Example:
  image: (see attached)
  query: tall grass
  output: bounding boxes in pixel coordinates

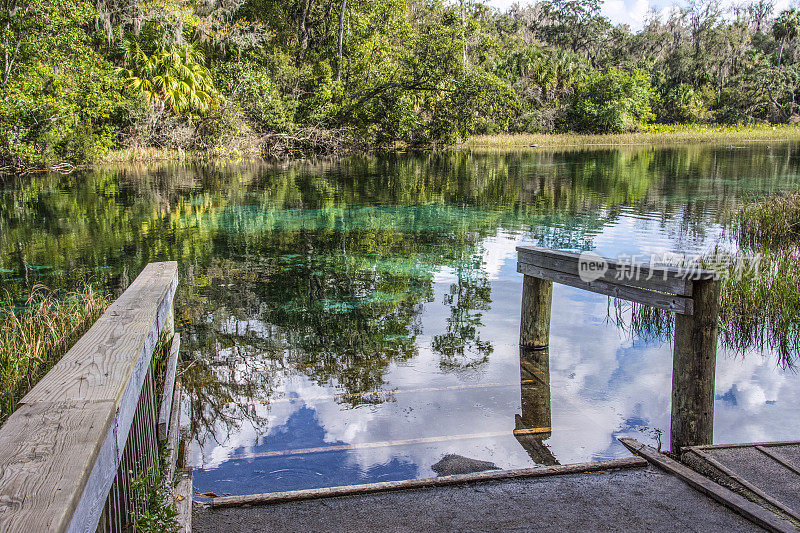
[618,193,800,367]
[716,249,800,366]
[0,285,110,423]
[729,191,800,249]
[469,124,800,149]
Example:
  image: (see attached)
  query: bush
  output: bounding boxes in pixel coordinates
[0,0,123,168]
[214,61,294,133]
[656,84,711,124]
[568,68,655,133]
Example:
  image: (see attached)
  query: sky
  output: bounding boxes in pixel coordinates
[484,0,792,31]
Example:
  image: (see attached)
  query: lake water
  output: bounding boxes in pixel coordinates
[2,144,799,499]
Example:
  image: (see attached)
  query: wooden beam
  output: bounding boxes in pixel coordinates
[212,457,647,508]
[174,469,192,533]
[620,438,796,533]
[520,275,552,348]
[158,333,181,440]
[518,245,716,296]
[0,262,178,533]
[517,262,694,315]
[685,447,800,523]
[670,277,720,452]
[754,446,800,476]
[685,441,800,450]
[166,380,183,485]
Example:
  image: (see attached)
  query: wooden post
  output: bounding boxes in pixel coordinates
[520,275,553,349]
[671,278,721,453]
[515,347,558,465]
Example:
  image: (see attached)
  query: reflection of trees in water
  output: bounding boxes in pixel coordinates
[432,253,493,373]
[3,144,800,440]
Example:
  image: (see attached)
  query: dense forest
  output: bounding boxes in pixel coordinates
[2,0,800,166]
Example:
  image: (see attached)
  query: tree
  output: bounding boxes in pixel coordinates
[569,68,655,133]
[773,9,800,67]
[0,0,122,166]
[118,42,219,116]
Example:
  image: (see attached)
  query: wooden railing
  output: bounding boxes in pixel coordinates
[517,246,720,453]
[0,262,181,532]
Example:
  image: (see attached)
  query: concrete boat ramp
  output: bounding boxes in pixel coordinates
[192,439,800,532]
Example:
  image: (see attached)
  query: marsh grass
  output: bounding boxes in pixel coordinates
[729,192,800,249]
[0,285,110,423]
[717,248,800,365]
[469,124,800,149]
[100,147,193,163]
[616,193,800,367]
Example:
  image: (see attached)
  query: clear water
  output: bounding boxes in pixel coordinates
[2,145,800,499]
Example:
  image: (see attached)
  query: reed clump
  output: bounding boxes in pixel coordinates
[0,285,110,423]
[730,192,800,248]
[716,249,800,366]
[616,194,800,367]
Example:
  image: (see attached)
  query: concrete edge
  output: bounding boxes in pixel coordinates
[620,438,798,533]
[211,456,647,508]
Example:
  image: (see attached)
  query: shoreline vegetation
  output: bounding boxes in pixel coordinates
[0,286,110,423]
[76,125,800,167]
[469,124,800,149]
[7,0,800,172]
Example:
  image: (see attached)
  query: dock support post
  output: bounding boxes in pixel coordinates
[520,275,552,349]
[671,278,721,453]
[516,347,558,465]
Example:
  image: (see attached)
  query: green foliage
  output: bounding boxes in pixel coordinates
[129,444,179,532]
[657,84,710,124]
[5,0,800,165]
[118,42,219,116]
[569,69,655,133]
[426,68,519,143]
[0,0,123,167]
[214,61,293,132]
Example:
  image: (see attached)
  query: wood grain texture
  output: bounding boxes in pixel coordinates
[0,401,114,533]
[517,262,694,314]
[0,262,178,533]
[22,262,178,405]
[166,380,182,484]
[174,469,192,533]
[520,275,552,348]
[158,333,181,440]
[517,246,716,295]
[671,278,720,452]
[620,438,796,533]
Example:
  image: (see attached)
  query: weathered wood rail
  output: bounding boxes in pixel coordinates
[0,262,184,532]
[517,246,720,453]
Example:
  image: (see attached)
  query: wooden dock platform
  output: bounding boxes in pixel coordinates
[681,442,800,527]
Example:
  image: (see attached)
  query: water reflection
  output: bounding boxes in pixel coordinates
[1,145,800,497]
[516,348,558,466]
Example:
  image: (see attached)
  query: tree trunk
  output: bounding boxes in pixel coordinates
[460,0,468,66]
[298,0,312,60]
[778,37,785,67]
[336,0,347,81]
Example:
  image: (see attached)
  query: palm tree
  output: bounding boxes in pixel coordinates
[773,9,800,68]
[117,42,219,116]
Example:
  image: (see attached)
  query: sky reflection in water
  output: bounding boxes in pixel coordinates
[1,146,799,499]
